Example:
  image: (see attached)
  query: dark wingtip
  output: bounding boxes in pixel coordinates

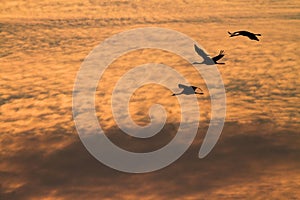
[191,86,197,90]
[194,44,200,50]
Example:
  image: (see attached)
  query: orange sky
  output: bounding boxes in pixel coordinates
[1,0,300,199]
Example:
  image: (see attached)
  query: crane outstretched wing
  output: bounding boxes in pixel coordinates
[194,44,211,60]
[212,50,225,62]
[178,84,189,89]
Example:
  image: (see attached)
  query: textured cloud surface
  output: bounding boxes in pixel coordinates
[1,0,299,199]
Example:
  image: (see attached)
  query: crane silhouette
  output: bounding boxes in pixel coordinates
[192,44,225,65]
[172,84,204,96]
[228,30,261,41]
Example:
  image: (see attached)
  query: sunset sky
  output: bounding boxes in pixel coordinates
[1,0,300,199]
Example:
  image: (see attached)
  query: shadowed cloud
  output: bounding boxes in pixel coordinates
[1,122,300,200]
